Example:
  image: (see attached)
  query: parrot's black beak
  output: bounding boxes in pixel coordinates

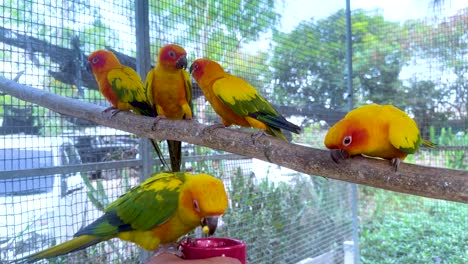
[176,55,188,70]
[201,216,219,236]
[189,63,194,74]
[85,61,92,73]
[330,149,349,163]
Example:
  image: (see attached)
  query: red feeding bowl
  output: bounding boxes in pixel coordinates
[179,237,246,264]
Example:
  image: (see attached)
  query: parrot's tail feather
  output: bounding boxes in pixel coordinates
[421,138,437,148]
[266,127,288,141]
[129,101,156,117]
[167,140,182,172]
[150,139,169,169]
[254,113,302,134]
[20,235,105,263]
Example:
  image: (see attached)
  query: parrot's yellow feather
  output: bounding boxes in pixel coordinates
[324,104,435,161]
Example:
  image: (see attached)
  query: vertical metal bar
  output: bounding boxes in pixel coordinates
[135,0,153,263]
[136,1,152,75]
[345,0,359,263]
[135,0,152,183]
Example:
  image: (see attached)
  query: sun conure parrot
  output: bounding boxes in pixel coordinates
[21,172,228,263]
[324,103,436,170]
[145,44,192,172]
[88,49,167,168]
[189,58,301,142]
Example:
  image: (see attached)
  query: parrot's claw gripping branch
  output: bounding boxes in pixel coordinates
[250,130,268,145]
[201,123,226,136]
[102,106,121,117]
[151,115,167,131]
[391,158,401,172]
[153,242,183,257]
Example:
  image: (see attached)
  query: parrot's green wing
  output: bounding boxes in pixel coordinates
[386,105,422,154]
[108,67,154,116]
[212,75,278,117]
[213,75,301,134]
[75,173,185,237]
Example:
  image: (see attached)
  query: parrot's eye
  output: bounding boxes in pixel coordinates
[342,136,352,146]
[193,200,200,212]
[91,57,99,64]
[168,50,176,58]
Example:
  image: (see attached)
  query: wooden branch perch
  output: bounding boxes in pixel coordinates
[0,76,467,203]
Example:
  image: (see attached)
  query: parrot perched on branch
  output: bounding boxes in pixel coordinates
[21,172,228,263]
[87,49,167,168]
[189,58,301,142]
[324,103,436,170]
[145,44,193,172]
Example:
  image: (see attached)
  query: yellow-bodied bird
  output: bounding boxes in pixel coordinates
[324,103,435,169]
[190,58,301,142]
[88,49,167,168]
[21,172,228,263]
[145,44,192,172]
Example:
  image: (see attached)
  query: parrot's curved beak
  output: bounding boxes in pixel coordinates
[330,149,349,163]
[176,55,188,70]
[85,61,92,73]
[201,216,219,236]
[189,63,195,74]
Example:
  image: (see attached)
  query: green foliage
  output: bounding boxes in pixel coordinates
[437,128,467,170]
[359,188,468,263]
[437,127,461,146]
[445,149,466,170]
[270,9,407,109]
[0,0,33,26]
[217,168,352,263]
[404,80,449,137]
[404,10,467,129]
[293,123,328,148]
[82,19,119,52]
[82,176,110,211]
[405,126,466,171]
[72,170,137,263]
[148,0,280,62]
[228,51,271,95]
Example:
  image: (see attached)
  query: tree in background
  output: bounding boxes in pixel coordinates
[148,0,280,63]
[270,12,346,108]
[404,9,467,131]
[404,80,449,137]
[270,10,408,111]
[351,11,408,106]
[270,8,466,134]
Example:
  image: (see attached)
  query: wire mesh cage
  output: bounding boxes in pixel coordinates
[0,0,467,263]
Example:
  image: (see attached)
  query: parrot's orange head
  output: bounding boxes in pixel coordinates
[88,50,120,74]
[158,44,188,70]
[180,173,228,236]
[324,119,369,155]
[189,58,225,86]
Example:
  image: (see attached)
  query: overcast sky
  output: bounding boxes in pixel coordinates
[279,0,467,32]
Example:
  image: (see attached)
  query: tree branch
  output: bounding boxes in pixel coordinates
[0,76,467,203]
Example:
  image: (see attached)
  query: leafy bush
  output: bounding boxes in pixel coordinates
[217,167,352,263]
[359,189,468,263]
